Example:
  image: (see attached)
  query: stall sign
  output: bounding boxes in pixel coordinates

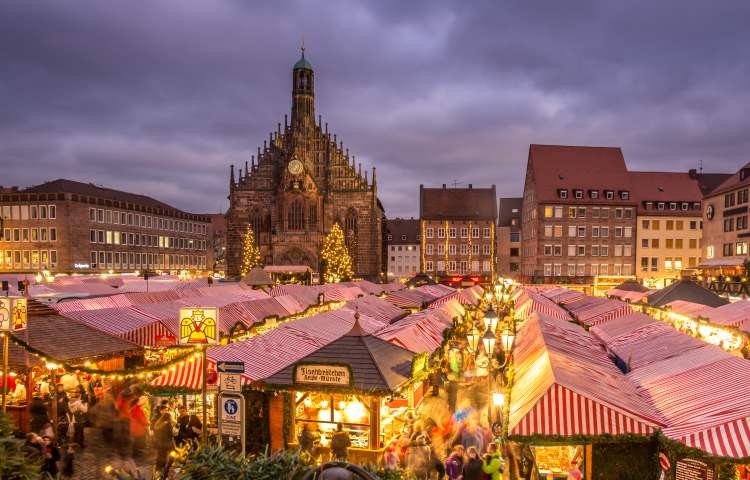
[179,307,218,345]
[220,373,242,393]
[676,459,714,480]
[154,334,176,346]
[219,392,245,453]
[294,364,351,386]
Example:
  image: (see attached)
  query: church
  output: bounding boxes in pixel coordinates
[226,51,385,280]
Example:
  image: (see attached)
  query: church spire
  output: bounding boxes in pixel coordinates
[291,48,314,128]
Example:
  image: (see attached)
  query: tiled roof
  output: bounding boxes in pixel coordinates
[386,218,420,244]
[629,171,703,215]
[703,163,750,198]
[21,179,205,218]
[646,279,729,308]
[693,172,733,196]
[498,197,522,227]
[527,144,633,203]
[420,185,497,220]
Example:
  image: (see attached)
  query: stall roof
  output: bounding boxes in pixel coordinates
[514,288,572,321]
[375,301,460,353]
[262,316,415,393]
[704,300,750,330]
[242,267,274,287]
[664,300,715,318]
[346,295,407,325]
[611,280,649,293]
[589,312,657,345]
[645,279,729,308]
[509,313,664,437]
[264,265,312,273]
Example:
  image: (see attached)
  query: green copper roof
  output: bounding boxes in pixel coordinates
[294,54,313,70]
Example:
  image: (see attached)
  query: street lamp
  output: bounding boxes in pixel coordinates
[466,326,481,354]
[500,327,516,353]
[483,305,499,333]
[492,392,505,407]
[482,328,496,355]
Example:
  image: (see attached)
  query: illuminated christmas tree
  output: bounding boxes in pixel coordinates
[320,223,353,283]
[240,224,261,276]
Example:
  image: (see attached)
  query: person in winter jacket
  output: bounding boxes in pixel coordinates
[129,392,149,458]
[462,446,484,480]
[445,445,465,480]
[482,442,504,480]
[330,423,351,461]
[68,390,88,447]
[405,435,432,479]
[152,406,175,478]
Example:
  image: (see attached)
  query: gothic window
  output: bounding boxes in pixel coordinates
[249,209,262,242]
[344,208,358,260]
[309,203,318,228]
[288,199,305,231]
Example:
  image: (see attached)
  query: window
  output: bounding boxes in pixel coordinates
[592,226,600,238]
[437,228,445,238]
[590,190,599,199]
[614,245,623,257]
[738,216,748,230]
[553,264,562,276]
[669,202,677,210]
[577,245,585,256]
[737,242,748,255]
[567,245,577,257]
[577,226,586,237]
[567,225,576,237]
[90,230,97,243]
[577,207,586,218]
[472,227,480,238]
[448,261,456,272]
[49,228,56,241]
[624,226,632,238]
[725,193,736,207]
[472,244,480,255]
[605,190,614,200]
[707,245,714,258]
[689,238,697,249]
[554,206,563,218]
[544,206,554,218]
[723,243,733,256]
[666,239,674,249]
[591,264,599,276]
[642,220,649,229]
[665,258,673,271]
[689,221,697,230]
[545,225,553,237]
[554,225,563,237]
[553,245,562,256]
[592,207,600,218]
[401,235,406,241]
[544,264,553,276]
[601,245,609,256]
[624,208,633,219]
[601,227,609,237]
[675,239,683,249]
[449,228,456,238]
[460,244,467,255]
[620,191,630,200]
[601,208,610,218]
[387,234,393,241]
[567,264,576,275]
[483,244,491,255]
[559,189,568,199]
[676,220,684,230]
[599,264,608,275]
[30,205,38,219]
[641,257,649,271]
[460,227,468,238]
[544,245,552,256]
[437,244,444,255]
[426,244,434,255]
[614,227,623,237]
[591,245,599,256]
[510,232,520,242]
[641,238,649,248]
[574,190,583,199]
[31,228,38,241]
[568,207,577,218]
[426,261,433,271]
[449,244,456,255]
[724,218,735,232]
[483,227,491,238]
[651,238,659,248]
[681,202,688,211]
[615,208,623,219]
[426,227,434,238]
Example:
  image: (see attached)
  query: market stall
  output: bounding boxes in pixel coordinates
[258,314,425,465]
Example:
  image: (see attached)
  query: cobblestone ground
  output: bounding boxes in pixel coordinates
[71,427,163,480]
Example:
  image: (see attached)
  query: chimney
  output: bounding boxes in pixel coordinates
[468,184,473,189]
[688,168,697,179]
[442,184,446,189]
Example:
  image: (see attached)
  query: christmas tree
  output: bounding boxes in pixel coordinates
[240,224,262,276]
[320,223,354,283]
[0,412,41,479]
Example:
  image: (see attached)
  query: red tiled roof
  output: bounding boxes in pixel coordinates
[527,144,633,203]
[703,163,750,198]
[629,171,703,215]
[420,185,497,220]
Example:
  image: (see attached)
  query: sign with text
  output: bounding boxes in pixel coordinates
[179,307,218,345]
[220,373,242,393]
[217,361,245,373]
[294,364,351,386]
[218,392,245,454]
[676,459,714,480]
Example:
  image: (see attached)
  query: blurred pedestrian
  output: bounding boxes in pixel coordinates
[153,405,175,478]
[445,445,465,480]
[69,389,88,447]
[462,446,483,480]
[176,405,202,447]
[330,423,351,461]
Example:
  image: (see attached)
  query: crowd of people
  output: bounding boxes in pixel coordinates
[18,374,204,479]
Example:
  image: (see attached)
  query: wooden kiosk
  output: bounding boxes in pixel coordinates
[260,314,426,464]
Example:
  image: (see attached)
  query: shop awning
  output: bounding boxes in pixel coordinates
[346,295,407,324]
[375,301,459,353]
[150,355,252,389]
[697,258,744,268]
[564,297,633,327]
[509,313,664,437]
[514,289,572,321]
[62,306,178,346]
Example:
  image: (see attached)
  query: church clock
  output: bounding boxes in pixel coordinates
[288,158,304,175]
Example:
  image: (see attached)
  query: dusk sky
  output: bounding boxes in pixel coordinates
[2,1,750,218]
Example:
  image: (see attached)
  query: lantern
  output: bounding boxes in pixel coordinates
[483,305,499,333]
[482,329,496,355]
[500,328,515,353]
[492,392,505,407]
[466,327,481,354]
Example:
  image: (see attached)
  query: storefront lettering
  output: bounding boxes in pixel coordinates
[294,364,351,386]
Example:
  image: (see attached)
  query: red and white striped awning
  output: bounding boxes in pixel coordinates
[150,355,251,389]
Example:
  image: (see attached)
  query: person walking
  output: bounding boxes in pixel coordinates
[298,423,316,454]
[462,446,484,480]
[153,405,175,479]
[445,445,465,480]
[68,389,88,448]
[330,423,351,462]
[30,395,50,434]
[482,442,504,480]
[405,435,431,480]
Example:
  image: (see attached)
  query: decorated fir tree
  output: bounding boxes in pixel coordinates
[320,223,354,283]
[0,413,40,479]
[240,224,262,276]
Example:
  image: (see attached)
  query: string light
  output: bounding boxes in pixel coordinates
[240,224,262,276]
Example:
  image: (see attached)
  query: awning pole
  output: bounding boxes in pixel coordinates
[1,334,8,412]
[201,345,208,445]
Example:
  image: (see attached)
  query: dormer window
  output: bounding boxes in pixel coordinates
[645,201,653,210]
[574,189,583,199]
[401,235,407,241]
[658,202,665,210]
[589,190,599,199]
[681,202,688,210]
[558,189,568,199]
[619,190,630,200]
[605,190,614,200]
[693,202,701,209]
[669,202,677,210]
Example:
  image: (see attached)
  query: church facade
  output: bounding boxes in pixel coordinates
[226,52,385,280]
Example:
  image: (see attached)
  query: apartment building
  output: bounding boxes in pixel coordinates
[497,197,522,278]
[0,179,212,274]
[420,184,497,283]
[385,218,420,281]
[631,172,705,288]
[520,145,637,282]
[702,163,750,268]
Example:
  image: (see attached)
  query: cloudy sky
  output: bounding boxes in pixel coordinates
[2,1,749,217]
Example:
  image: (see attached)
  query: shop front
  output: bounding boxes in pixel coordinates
[259,316,425,464]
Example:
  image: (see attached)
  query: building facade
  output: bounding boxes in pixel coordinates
[420,184,497,283]
[497,197,522,278]
[385,218,420,281]
[702,164,750,269]
[631,172,705,288]
[225,52,384,280]
[520,145,637,283]
[0,179,211,274]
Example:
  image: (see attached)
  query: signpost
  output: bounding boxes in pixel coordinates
[217,361,245,373]
[218,393,245,453]
[220,373,242,393]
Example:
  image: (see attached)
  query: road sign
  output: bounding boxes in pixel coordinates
[219,392,245,453]
[217,361,245,373]
[220,373,242,393]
